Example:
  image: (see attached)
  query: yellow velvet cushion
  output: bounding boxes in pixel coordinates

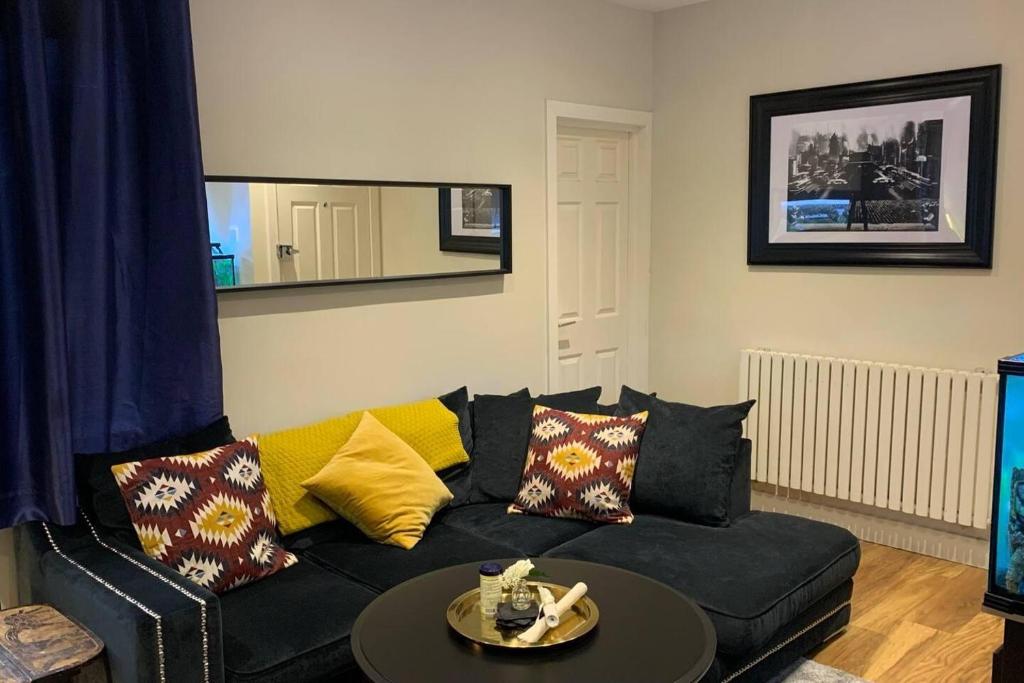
[300,412,453,549]
[259,398,467,535]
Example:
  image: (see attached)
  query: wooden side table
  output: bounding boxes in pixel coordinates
[0,605,105,682]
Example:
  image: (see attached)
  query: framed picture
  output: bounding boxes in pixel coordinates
[748,65,1000,267]
[439,187,504,254]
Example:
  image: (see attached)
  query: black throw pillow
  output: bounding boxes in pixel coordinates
[470,386,602,502]
[76,416,235,534]
[438,386,474,456]
[617,386,754,526]
[595,392,655,416]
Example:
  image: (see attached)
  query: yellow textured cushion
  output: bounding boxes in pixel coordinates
[259,398,467,535]
[300,412,453,549]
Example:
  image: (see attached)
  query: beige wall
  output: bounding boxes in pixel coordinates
[191,0,653,435]
[378,186,498,276]
[651,0,1024,406]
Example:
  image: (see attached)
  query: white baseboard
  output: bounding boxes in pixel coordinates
[752,490,990,569]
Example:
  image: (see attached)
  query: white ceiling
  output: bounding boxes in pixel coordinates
[603,0,710,11]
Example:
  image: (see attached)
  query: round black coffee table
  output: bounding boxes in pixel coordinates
[351,558,716,683]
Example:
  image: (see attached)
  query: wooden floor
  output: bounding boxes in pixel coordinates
[810,541,1004,682]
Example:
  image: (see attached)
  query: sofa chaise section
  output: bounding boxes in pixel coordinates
[543,511,860,667]
[707,581,853,682]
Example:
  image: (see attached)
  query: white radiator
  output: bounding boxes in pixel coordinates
[740,349,998,530]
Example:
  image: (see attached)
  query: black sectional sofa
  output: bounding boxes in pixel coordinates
[16,406,860,683]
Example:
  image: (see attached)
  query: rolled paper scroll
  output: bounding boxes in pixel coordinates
[536,586,559,627]
[517,582,588,644]
[552,582,588,616]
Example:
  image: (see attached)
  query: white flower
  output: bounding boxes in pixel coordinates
[500,559,535,590]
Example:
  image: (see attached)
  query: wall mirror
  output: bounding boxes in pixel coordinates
[206,176,511,290]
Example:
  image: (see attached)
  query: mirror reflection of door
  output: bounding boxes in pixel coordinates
[275,184,382,282]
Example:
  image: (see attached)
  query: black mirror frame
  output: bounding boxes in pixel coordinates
[206,175,512,292]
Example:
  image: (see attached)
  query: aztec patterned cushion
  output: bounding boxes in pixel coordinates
[111,438,297,594]
[508,406,648,524]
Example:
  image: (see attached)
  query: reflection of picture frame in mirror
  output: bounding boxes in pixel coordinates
[211,242,236,287]
[439,187,503,254]
[212,255,236,287]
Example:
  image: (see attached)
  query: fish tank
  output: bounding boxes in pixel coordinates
[985,353,1024,618]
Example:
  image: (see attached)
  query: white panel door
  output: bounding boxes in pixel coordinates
[555,127,630,402]
[275,185,381,282]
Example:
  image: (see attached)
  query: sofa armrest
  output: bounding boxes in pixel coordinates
[15,521,223,683]
[729,438,753,522]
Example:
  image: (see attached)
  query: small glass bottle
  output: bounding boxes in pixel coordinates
[479,562,503,617]
[511,578,532,611]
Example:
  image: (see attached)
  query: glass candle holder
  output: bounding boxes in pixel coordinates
[511,578,532,611]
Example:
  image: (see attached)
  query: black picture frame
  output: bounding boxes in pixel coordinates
[747,65,1000,267]
[204,176,512,293]
[438,187,505,254]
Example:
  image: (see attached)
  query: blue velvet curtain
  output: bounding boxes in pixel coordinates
[0,0,223,526]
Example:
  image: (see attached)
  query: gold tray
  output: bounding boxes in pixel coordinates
[445,581,599,649]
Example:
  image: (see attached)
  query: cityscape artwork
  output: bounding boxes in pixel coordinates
[785,113,943,232]
[747,66,1000,267]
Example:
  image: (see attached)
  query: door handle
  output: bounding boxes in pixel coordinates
[277,244,300,258]
[557,319,578,328]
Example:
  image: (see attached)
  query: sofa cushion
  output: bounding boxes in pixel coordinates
[260,398,469,536]
[305,520,517,592]
[219,561,376,682]
[594,392,654,416]
[77,416,235,537]
[507,406,648,524]
[439,503,598,555]
[617,386,754,526]
[441,464,473,508]
[111,437,297,594]
[543,511,860,656]
[300,412,453,550]
[469,387,602,503]
[438,386,474,456]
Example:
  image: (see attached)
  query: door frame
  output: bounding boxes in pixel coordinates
[545,100,653,395]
